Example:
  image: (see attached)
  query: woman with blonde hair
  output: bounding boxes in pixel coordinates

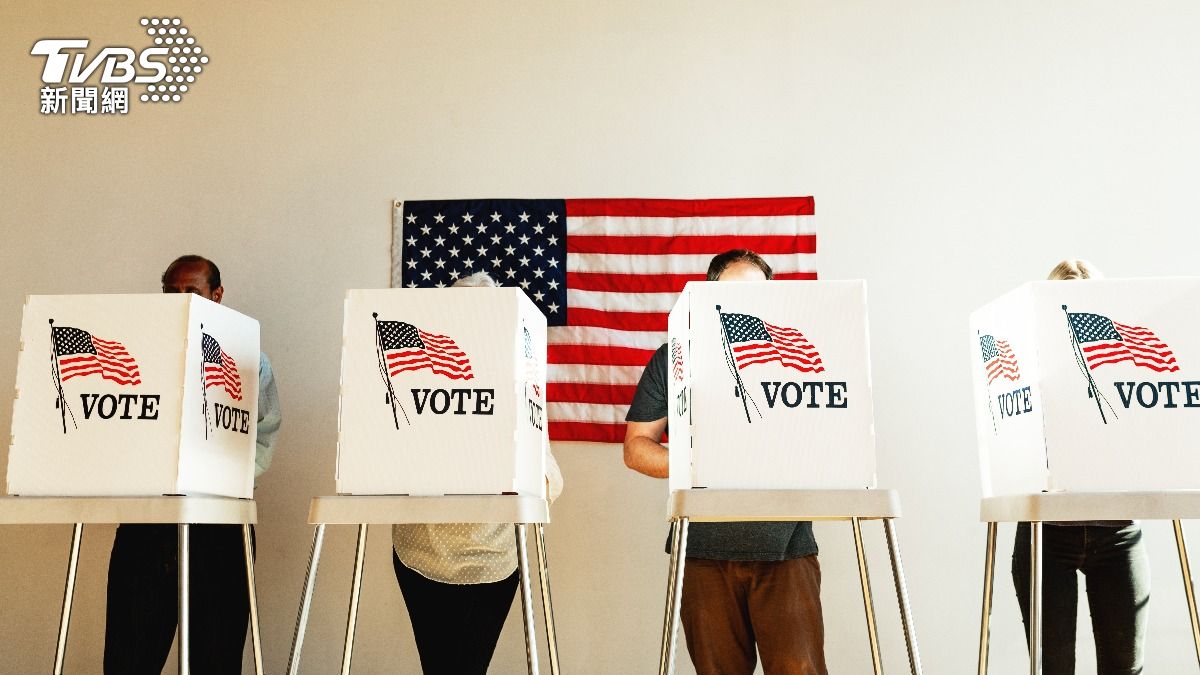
[1010,259,1149,674]
[392,271,563,674]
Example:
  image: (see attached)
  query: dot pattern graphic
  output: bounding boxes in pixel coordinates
[139,17,207,104]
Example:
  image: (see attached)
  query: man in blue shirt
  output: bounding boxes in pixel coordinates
[624,249,826,675]
[103,254,281,674]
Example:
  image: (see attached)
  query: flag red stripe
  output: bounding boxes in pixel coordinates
[566,197,815,218]
[565,271,816,293]
[548,421,627,443]
[567,234,816,255]
[547,382,639,405]
[566,307,667,332]
[548,344,657,367]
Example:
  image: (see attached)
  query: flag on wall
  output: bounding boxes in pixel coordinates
[392,197,817,442]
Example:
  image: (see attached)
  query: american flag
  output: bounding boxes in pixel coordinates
[719,311,824,373]
[377,319,474,380]
[202,333,242,400]
[670,338,685,383]
[980,334,1020,384]
[1067,312,1179,373]
[52,326,142,385]
[393,197,816,442]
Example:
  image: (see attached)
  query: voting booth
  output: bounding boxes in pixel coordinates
[970,278,1200,495]
[336,287,547,496]
[7,294,260,498]
[667,280,877,491]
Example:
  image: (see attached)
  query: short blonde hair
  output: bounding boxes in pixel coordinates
[1047,259,1102,281]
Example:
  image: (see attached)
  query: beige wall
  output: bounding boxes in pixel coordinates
[3,2,1200,672]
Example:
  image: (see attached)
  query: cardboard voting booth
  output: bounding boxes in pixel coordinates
[970,278,1200,495]
[7,294,260,498]
[667,280,877,491]
[336,288,547,496]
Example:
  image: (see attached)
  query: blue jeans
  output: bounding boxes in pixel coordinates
[1012,522,1149,675]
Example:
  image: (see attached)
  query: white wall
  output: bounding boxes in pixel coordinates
[2,2,1199,672]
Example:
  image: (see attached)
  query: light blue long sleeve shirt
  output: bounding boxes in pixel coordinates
[255,352,281,478]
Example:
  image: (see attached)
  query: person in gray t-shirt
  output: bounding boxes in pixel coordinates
[624,249,827,675]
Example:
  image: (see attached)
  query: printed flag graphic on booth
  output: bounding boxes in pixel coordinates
[392,197,817,442]
[202,333,242,400]
[52,325,142,386]
[1066,312,1179,373]
[719,311,824,373]
[980,334,1020,384]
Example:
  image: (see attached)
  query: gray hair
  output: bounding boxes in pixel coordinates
[452,271,500,288]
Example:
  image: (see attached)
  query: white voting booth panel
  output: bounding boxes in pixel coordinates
[336,288,547,496]
[7,294,260,498]
[970,278,1200,495]
[667,281,877,492]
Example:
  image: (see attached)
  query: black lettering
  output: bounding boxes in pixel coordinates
[1021,386,1033,413]
[80,393,100,419]
[760,382,782,408]
[139,395,160,420]
[1114,382,1136,409]
[97,394,117,419]
[475,389,495,415]
[240,409,249,434]
[1159,381,1182,408]
[1186,381,1200,408]
[827,382,848,408]
[801,382,824,408]
[781,382,803,408]
[411,389,431,414]
[429,389,450,414]
[1136,382,1159,408]
[450,389,471,415]
[117,394,137,419]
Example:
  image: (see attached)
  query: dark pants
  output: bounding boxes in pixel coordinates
[680,556,827,675]
[1012,522,1149,675]
[104,523,254,675]
[393,552,520,675]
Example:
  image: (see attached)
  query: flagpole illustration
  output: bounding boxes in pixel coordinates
[979,330,997,435]
[201,324,210,439]
[373,313,409,428]
[715,305,760,423]
[1062,305,1112,424]
[48,319,76,434]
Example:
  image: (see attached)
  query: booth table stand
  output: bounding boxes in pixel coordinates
[977,491,1200,675]
[658,489,922,675]
[286,495,559,675]
[0,496,262,675]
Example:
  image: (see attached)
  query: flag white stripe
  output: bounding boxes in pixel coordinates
[567,252,817,276]
[548,364,644,386]
[567,288,681,313]
[548,326,665,351]
[548,401,630,425]
[567,215,816,237]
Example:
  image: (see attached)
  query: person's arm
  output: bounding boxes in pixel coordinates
[623,417,668,478]
[255,353,282,478]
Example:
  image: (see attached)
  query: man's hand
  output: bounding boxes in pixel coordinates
[623,417,669,478]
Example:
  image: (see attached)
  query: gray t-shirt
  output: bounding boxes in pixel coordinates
[626,344,817,561]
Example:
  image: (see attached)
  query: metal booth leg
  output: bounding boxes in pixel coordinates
[1173,520,1200,668]
[516,524,541,675]
[243,524,265,675]
[52,523,84,675]
[884,518,923,675]
[179,523,191,675]
[658,517,689,675]
[1029,522,1042,675]
[851,517,883,675]
[978,522,998,675]
[288,523,327,675]
[534,524,561,675]
[341,524,369,675]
